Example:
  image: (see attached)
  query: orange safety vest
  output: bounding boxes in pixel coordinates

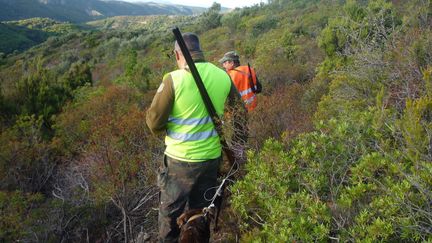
[227,66,258,111]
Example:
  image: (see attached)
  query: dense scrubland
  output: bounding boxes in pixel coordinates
[0,0,431,241]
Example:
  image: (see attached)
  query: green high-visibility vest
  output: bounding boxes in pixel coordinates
[165,62,231,162]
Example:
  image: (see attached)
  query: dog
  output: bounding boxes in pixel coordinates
[177,208,214,243]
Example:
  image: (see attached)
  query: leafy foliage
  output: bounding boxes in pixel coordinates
[0,191,44,241]
[231,0,432,241]
[0,115,56,192]
[234,104,432,241]
[195,2,222,33]
[0,17,79,54]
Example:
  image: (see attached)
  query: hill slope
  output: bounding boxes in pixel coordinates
[0,0,205,23]
[0,18,78,54]
[0,22,49,54]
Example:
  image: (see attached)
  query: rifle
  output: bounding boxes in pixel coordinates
[247,62,257,93]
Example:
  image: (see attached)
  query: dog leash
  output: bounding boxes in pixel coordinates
[203,159,239,231]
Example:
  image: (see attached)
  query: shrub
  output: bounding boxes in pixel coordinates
[0,115,56,192]
[248,83,312,149]
[63,61,92,90]
[232,1,432,239]
[221,10,242,33]
[231,139,331,242]
[196,2,222,33]
[0,191,44,242]
[114,49,151,92]
[247,15,278,37]
[52,85,162,241]
[233,105,432,241]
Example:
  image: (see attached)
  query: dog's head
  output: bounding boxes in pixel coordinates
[177,208,214,243]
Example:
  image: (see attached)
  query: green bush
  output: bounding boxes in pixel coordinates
[232,1,432,240]
[0,115,56,192]
[232,139,331,242]
[196,3,222,33]
[63,61,92,90]
[0,191,44,242]
[232,103,432,241]
[221,10,242,32]
[248,15,278,37]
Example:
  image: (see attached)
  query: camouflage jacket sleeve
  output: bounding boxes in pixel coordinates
[146,74,174,135]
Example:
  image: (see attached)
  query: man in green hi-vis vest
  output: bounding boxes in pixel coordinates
[146,32,247,242]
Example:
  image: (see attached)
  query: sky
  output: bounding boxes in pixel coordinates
[122,0,266,9]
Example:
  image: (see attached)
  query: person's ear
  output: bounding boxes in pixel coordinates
[175,50,181,61]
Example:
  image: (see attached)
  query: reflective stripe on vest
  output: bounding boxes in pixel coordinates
[239,86,258,96]
[168,116,213,126]
[167,129,218,141]
[164,62,231,162]
[244,94,256,104]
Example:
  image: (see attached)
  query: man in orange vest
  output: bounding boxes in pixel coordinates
[219,51,262,111]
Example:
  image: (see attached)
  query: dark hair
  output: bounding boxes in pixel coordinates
[233,60,240,66]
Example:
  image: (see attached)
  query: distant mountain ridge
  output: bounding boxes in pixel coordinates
[0,0,205,23]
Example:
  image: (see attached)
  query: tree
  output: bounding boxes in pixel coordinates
[16,65,69,126]
[0,115,56,192]
[197,2,222,32]
[63,61,92,90]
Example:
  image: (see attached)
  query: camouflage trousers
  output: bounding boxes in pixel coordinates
[158,155,221,243]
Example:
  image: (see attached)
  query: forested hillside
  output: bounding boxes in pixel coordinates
[0,0,204,23]
[0,0,431,242]
[0,18,78,54]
